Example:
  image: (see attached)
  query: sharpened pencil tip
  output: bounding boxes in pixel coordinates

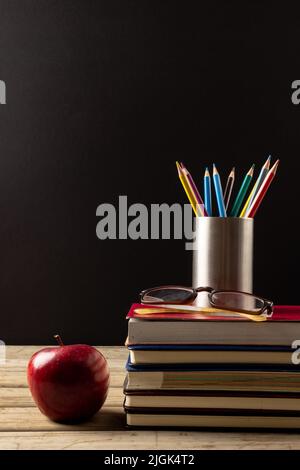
[271,159,280,174]
[175,161,182,174]
[205,167,210,177]
[248,164,255,176]
[264,155,271,169]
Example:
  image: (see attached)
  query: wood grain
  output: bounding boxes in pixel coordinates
[0,387,124,408]
[4,346,127,362]
[1,430,300,450]
[1,346,300,449]
[0,407,125,431]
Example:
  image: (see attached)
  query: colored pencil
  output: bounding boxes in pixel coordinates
[212,164,227,217]
[240,156,271,217]
[181,162,207,216]
[176,162,201,217]
[246,160,279,218]
[239,185,256,218]
[204,167,212,216]
[230,164,255,217]
[246,156,271,211]
[223,167,235,210]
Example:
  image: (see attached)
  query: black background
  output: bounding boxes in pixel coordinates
[0,1,298,344]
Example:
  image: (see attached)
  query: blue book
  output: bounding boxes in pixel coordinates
[127,344,294,367]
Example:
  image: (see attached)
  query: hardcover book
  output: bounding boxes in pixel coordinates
[126,304,300,346]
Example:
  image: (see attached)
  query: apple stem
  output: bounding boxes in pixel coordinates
[54,334,64,346]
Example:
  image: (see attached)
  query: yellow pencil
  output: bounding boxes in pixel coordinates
[240,185,256,217]
[176,162,200,216]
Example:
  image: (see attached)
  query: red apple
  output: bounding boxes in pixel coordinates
[27,335,110,423]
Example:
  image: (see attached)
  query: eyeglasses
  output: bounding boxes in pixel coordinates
[140,286,273,316]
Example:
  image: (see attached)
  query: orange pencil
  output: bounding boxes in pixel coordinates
[246,160,279,218]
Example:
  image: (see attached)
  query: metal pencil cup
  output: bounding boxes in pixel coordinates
[192,217,254,307]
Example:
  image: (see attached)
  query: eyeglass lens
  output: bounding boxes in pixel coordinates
[142,287,194,303]
[211,291,264,312]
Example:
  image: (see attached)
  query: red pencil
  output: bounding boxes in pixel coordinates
[246,159,279,218]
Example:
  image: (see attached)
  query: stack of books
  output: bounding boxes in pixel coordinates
[124,304,300,428]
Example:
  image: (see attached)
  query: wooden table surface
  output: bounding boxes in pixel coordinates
[1,346,300,450]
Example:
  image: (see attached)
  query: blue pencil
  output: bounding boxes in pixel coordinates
[204,167,212,216]
[213,164,227,217]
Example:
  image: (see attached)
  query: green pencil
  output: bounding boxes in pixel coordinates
[230,164,255,217]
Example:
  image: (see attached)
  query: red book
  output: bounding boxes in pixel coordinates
[127,303,300,321]
[126,304,300,346]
